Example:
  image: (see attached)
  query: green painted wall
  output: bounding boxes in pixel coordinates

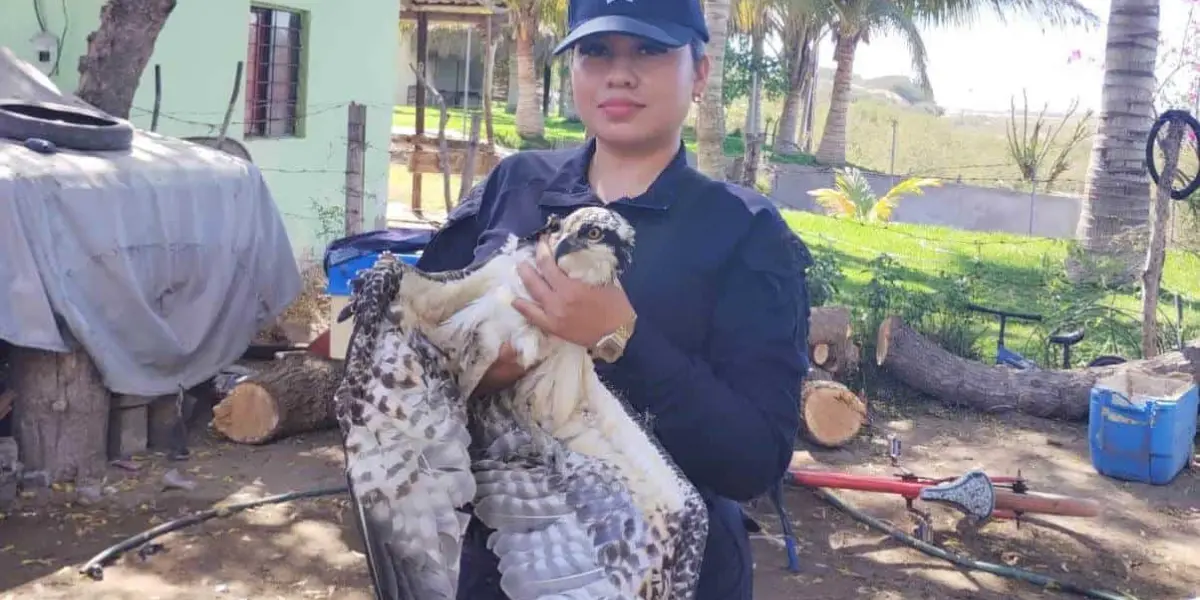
[1,0,398,257]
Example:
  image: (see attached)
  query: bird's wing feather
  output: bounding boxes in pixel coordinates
[468,395,652,600]
[335,254,475,600]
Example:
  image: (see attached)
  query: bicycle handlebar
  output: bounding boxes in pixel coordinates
[965,303,1043,322]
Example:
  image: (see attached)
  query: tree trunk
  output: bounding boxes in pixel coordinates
[814,28,858,166]
[697,0,732,179]
[210,355,341,445]
[1071,0,1159,281]
[740,28,765,186]
[513,13,544,139]
[1141,120,1184,358]
[801,43,820,154]
[774,27,811,155]
[10,346,111,484]
[876,316,1200,421]
[75,0,177,119]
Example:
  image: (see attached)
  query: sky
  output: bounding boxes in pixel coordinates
[814,0,1196,113]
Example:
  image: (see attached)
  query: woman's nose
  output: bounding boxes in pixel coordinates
[604,55,638,88]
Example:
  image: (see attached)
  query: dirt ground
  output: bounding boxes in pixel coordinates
[0,401,1197,600]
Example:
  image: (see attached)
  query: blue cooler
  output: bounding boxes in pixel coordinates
[1088,371,1198,485]
[323,228,433,358]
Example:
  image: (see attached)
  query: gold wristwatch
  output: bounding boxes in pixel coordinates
[590,314,636,363]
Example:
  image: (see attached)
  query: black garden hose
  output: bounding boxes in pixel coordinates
[79,484,349,581]
[809,487,1138,600]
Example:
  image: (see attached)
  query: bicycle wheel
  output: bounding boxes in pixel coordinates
[994,489,1101,518]
[1146,109,1200,200]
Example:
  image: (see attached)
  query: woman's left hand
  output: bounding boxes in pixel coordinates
[512,240,635,348]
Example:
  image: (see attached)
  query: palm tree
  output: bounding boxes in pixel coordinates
[697,0,734,178]
[1071,0,1160,280]
[509,0,547,139]
[813,0,932,166]
[813,0,1098,167]
[773,0,830,154]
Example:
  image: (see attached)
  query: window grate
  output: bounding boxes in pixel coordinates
[244,6,304,138]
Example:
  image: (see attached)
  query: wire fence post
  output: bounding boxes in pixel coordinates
[1027,166,1037,236]
[344,102,367,235]
[888,119,898,187]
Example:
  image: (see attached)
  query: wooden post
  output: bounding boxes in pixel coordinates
[150,64,162,132]
[344,102,366,235]
[216,61,244,147]
[1141,117,1185,358]
[460,113,483,201]
[412,14,430,215]
[482,15,497,146]
[9,345,110,484]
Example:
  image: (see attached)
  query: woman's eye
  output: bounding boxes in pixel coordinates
[639,44,669,56]
[577,43,608,57]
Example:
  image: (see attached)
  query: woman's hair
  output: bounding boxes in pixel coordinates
[688,39,706,66]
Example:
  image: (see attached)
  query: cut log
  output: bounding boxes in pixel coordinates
[876,315,1200,421]
[9,346,110,483]
[800,380,867,448]
[812,344,831,368]
[809,306,852,344]
[210,355,341,444]
[808,306,855,374]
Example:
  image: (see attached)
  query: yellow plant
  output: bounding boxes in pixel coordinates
[807,167,942,223]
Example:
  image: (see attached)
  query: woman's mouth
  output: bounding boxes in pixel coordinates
[598,99,644,120]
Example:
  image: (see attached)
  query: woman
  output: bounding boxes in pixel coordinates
[416,0,812,596]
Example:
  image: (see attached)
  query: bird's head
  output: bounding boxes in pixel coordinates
[539,207,636,285]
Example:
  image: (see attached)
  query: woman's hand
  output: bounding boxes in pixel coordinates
[512,240,636,348]
[472,343,527,397]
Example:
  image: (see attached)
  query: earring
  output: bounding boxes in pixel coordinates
[692,93,702,103]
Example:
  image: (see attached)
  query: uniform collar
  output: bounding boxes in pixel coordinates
[539,137,691,211]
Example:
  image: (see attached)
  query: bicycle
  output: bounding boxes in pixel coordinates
[965,303,1128,370]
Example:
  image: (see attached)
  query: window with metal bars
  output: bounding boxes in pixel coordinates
[244,6,304,138]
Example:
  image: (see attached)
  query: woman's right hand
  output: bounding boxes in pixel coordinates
[471,343,527,397]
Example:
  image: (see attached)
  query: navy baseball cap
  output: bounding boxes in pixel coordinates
[552,0,711,56]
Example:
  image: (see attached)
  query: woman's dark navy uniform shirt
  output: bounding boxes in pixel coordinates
[416,138,812,600]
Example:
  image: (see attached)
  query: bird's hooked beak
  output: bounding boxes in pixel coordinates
[553,236,586,263]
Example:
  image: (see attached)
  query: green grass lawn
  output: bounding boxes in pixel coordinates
[785,210,1200,365]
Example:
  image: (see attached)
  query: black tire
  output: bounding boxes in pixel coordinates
[1086,355,1127,368]
[0,99,133,152]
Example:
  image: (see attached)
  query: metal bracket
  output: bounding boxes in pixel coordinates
[918,470,995,523]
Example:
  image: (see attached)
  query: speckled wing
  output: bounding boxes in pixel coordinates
[467,393,653,600]
[334,254,476,600]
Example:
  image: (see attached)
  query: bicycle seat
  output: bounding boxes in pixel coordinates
[1049,329,1085,346]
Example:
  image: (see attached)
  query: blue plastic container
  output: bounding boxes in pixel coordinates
[325,251,420,296]
[323,228,431,296]
[1088,372,1198,485]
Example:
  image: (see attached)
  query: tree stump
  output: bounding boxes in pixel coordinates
[210,355,341,445]
[800,379,867,448]
[9,347,110,483]
[876,315,1200,421]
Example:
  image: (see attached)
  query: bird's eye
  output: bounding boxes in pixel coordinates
[585,227,603,241]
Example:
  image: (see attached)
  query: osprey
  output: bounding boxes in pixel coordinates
[335,206,709,600]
